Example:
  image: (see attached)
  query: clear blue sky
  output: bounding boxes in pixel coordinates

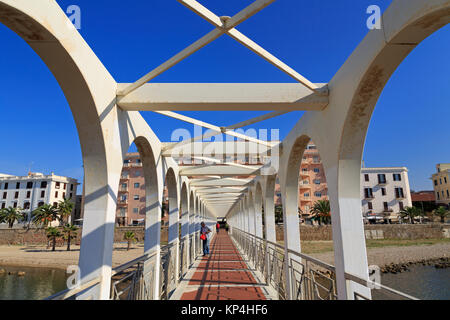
[0,0,449,192]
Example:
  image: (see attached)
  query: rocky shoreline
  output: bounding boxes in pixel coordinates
[380,257,450,274]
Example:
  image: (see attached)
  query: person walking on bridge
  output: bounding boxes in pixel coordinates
[200,222,211,256]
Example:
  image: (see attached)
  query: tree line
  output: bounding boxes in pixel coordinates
[0,199,78,251]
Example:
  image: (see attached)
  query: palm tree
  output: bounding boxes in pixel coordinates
[274,204,283,223]
[57,198,75,224]
[32,204,59,228]
[124,231,137,251]
[311,200,331,225]
[434,206,449,223]
[0,207,25,228]
[62,224,78,251]
[46,227,61,252]
[399,206,421,224]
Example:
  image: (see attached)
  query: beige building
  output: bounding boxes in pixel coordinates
[431,163,450,206]
[361,167,412,223]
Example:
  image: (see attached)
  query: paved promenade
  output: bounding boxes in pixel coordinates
[176,232,270,300]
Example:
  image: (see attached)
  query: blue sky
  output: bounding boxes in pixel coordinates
[0,0,449,192]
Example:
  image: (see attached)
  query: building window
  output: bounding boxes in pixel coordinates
[399,202,404,211]
[364,174,369,182]
[4,183,8,190]
[437,192,440,200]
[26,182,33,189]
[55,182,60,189]
[134,195,139,200]
[16,182,20,189]
[62,192,66,199]
[1,203,5,209]
[26,191,31,199]
[395,188,405,199]
[64,183,67,190]
[41,190,45,198]
[13,202,17,208]
[393,174,402,181]
[381,188,386,196]
[2,192,6,199]
[378,174,387,184]
[134,183,140,188]
[24,202,30,210]
[38,202,44,207]
[55,191,58,198]
[314,179,321,185]
[383,202,389,211]
[313,156,319,163]
[41,181,47,188]
[314,168,320,173]
[368,202,373,210]
[445,177,448,184]
[304,193,310,198]
[302,168,308,173]
[135,170,141,177]
[14,191,19,199]
[364,188,374,199]
[133,208,139,214]
[434,180,438,186]
[447,190,449,198]
[440,179,442,185]
[69,193,73,199]
[314,192,322,197]
[121,183,127,190]
[121,195,127,201]
[70,184,74,191]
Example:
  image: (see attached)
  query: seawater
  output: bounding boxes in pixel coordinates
[372,264,450,300]
[0,265,68,300]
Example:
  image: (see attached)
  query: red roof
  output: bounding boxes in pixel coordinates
[411,191,435,202]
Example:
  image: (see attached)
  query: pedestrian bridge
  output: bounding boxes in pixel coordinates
[1,0,448,300]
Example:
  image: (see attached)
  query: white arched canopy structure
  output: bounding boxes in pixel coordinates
[2,0,449,300]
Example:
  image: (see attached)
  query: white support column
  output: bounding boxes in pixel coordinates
[143,170,163,300]
[247,194,256,236]
[327,162,372,300]
[168,179,180,286]
[280,176,301,300]
[180,203,189,274]
[263,177,277,286]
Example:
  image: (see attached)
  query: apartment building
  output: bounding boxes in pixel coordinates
[0,172,78,221]
[274,142,329,218]
[431,163,450,206]
[117,153,146,226]
[361,167,412,223]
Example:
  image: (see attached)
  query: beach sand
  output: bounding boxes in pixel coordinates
[0,243,145,270]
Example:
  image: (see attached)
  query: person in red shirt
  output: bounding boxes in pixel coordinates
[216,222,220,233]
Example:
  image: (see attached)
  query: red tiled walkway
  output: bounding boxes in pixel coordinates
[180,232,267,300]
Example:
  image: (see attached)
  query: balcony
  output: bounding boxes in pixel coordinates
[118,200,128,206]
[119,188,129,193]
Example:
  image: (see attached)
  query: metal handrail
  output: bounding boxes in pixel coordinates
[231,227,418,300]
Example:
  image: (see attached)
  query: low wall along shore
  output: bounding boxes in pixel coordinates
[0,224,448,246]
[0,226,169,246]
[274,224,450,241]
